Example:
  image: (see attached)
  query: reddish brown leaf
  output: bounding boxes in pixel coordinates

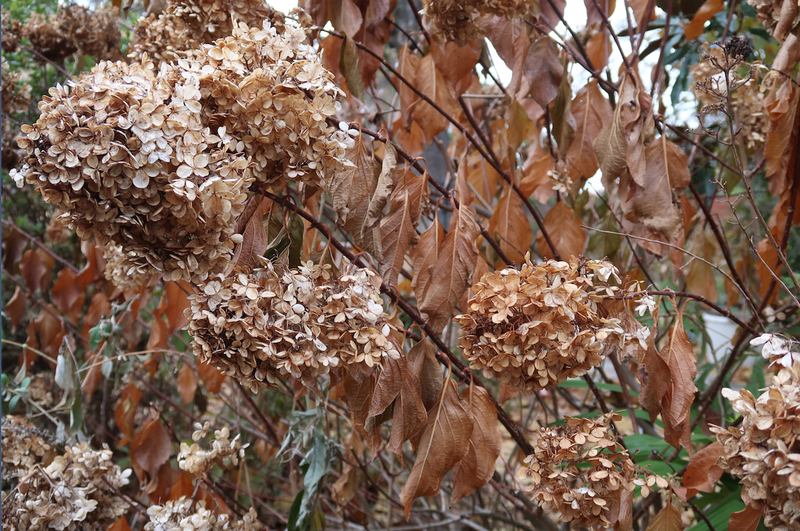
[51,268,85,324]
[628,0,656,28]
[396,45,421,128]
[774,0,798,41]
[685,0,724,40]
[498,383,517,405]
[537,201,586,260]
[680,441,724,500]
[108,518,133,531]
[344,372,381,453]
[368,355,403,418]
[198,358,226,394]
[659,306,697,452]
[729,505,763,531]
[177,363,198,405]
[2,225,28,272]
[169,471,195,500]
[585,28,611,74]
[81,292,110,345]
[645,503,683,531]
[685,230,719,304]
[521,141,556,203]
[490,185,533,266]
[6,286,27,333]
[410,55,458,143]
[329,0,362,37]
[522,37,563,107]
[407,339,443,412]
[430,35,481,97]
[332,133,374,224]
[765,80,800,199]
[388,357,428,459]
[232,204,269,271]
[566,81,613,181]
[451,384,501,504]
[466,148,501,205]
[20,248,50,294]
[411,218,444,316]
[756,238,782,301]
[399,377,472,517]
[130,417,172,482]
[584,0,616,28]
[114,383,143,446]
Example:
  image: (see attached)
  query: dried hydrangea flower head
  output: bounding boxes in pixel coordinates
[145,497,261,531]
[11,59,252,283]
[21,3,121,63]
[1,8,21,53]
[746,0,800,39]
[178,422,248,477]
[455,257,645,392]
[103,241,154,293]
[518,413,655,529]
[1,57,31,170]
[421,0,532,45]
[187,261,399,392]
[2,442,131,531]
[712,363,800,530]
[691,45,767,150]
[129,0,283,66]
[1,416,53,482]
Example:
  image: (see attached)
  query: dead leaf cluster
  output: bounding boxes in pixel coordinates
[21,3,121,63]
[746,0,800,41]
[2,442,132,531]
[455,257,643,392]
[145,497,261,531]
[186,261,399,392]
[713,363,800,530]
[12,21,350,284]
[0,416,53,481]
[420,0,532,46]
[178,423,247,477]
[518,413,649,529]
[128,0,283,66]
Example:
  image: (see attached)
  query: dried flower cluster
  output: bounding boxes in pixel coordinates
[21,3,121,62]
[421,0,532,45]
[178,423,247,476]
[518,414,656,529]
[12,22,349,283]
[1,57,31,170]
[1,8,21,52]
[145,497,261,531]
[129,0,282,66]
[691,45,767,150]
[187,261,399,392]
[455,257,648,392]
[1,416,53,480]
[713,363,800,530]
[2,442,131,531]
[103,241,154,292]
[746,0,800,39]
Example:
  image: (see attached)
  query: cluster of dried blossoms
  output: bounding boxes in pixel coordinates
[712,363,800,530]
[421,0,532,45]
[691,45,767,150]
[518,414,657,528]
[455,257,649,392]
[2,442,131,531]
[1,57,31,170]
[0,416,53,482]
[12,22,349,283]
[145,497,260,531]
[746,0,800,39]
[178,422,247,477]
[129,0,282,66]
[1,8,21,52]
[21,3,121,62]
[187,261,399,392]
[103,241,154,293]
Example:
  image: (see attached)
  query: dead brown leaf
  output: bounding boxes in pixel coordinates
[537,201,586,260]
[490,184,533,266]
[130,416,172,482]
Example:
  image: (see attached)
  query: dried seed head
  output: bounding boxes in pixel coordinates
[2,442,132,531]
[421,0,532,46]
[186,261,400,392]
[145,497,261,531]
[455,257,645,393]
[712,363,800,530]
[518,413,651,529]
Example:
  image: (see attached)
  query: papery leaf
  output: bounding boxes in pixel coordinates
[232,204,268,271]
[396,45,421,127]
[594,77,631,187]
[430,35,481,96]
[6,286,27,333]
[388,356,428,459]
[756,238,782,301]
[685,230,719,303]
[329,0,362,37]
[774,0,798,41]
[537,201,586,260]
[627,0,656,28]
[368,355,403,418]
[566,81,613,181]
[645,503,683,531]
[659,306,697,452]
[332,134,374,224]
[522,37,562,108]
[380,166,429,288]
[466,149,501,205]
[451,384,501,504]
[407,339,443,412]
[729,505,762,531]
[197,358,226,394]
[585,28,612,73]
[20,248,54,294]
[521,141,556,203]
[114,383,143,445]
[585,0,616,28]
[685,0,724,40]
[177,363,198,405]
[551,60,576,155]
[765,77,800,197]
[411,55,458,143]
[490,185,533,266]
[680,441,724,500]
[344,372,381,453]
[399,377,472,518]
[51,268,86,324]
[130,417,172,482]
[411,219,444,319]
[365,141,397,231]
[109,518,133,531]
[340,34,365,101]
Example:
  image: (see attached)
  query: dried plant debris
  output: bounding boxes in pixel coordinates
[456,257,650,392]
[21,3,121,62]
[746,0,800,40]
[145,497,261,531]
[518,413,662,529]
[1,416,53,480]
[178,422,247,477]
[713,363,800,530]
[13,22,349,283]
[129,0,283,66]
[187,261,399,392]
[421,0,532,45]
[2,442,131,531]
[1,57,31,170]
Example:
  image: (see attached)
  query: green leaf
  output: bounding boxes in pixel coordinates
[687,486,746,531]
[287,488,305,531]
[624,434,670,454]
